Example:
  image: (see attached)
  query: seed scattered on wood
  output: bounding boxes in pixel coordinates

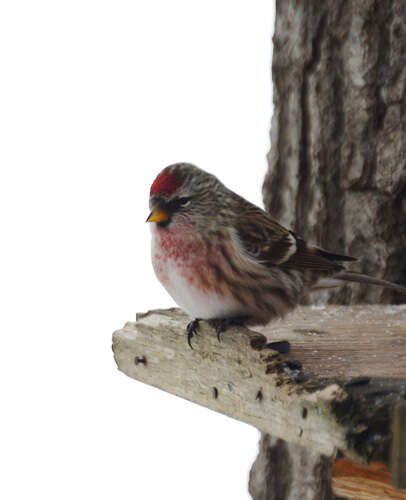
[284,360,302,370]
[295,372,309,383]
[250,334,267,350]
[344,376,371,387]
[212,387,218,399]
[265,340,290,353]
[364,389,391,399]
[256,390,263,401]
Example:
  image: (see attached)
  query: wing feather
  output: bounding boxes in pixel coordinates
[233,203,356,273]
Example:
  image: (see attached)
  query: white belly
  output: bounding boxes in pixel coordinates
[161,258,242,319]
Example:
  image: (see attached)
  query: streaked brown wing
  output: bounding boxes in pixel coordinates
[234,204,356,272]
[233,205,297,265]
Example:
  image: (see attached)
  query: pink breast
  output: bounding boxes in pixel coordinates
[152,225,210,287]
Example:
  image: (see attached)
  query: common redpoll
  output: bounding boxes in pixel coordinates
[147,163,406,348]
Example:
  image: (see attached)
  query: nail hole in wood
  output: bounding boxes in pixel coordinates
[134,356,147,366]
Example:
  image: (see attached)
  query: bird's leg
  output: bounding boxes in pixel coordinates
[186,318,200,349]
[208,316,251,342]
[209,318,291,353]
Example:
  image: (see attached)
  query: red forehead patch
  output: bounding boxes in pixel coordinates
[150,168,184,197]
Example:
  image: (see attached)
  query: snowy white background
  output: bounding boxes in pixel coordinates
[1,1,274,498]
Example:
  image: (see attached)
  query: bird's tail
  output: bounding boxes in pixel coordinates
[335,271,406,294]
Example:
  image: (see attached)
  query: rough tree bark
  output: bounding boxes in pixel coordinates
[249,435,336,500]
[263,0,406,306]
[253,1,406,498]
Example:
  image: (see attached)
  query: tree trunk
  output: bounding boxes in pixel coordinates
[263,0,406,306]
[254,1,406,498]
[249,435,337,500]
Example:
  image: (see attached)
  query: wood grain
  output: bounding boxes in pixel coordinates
[333,459,406,499]
[257,304,406,379]
[112,305,406,470]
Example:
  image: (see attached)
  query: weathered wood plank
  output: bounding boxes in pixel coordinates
[255,304,406,379]
[113,308,347,457]
[112,305,406,471]
[332,459,406,499]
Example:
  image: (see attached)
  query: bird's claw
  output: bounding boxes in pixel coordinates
[187,317,251,348]
[186,319,200,349]
[216,324,224,342]
[209,317,250,343]
[208,319,226,342]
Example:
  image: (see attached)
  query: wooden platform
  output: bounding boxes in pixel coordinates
[112,305,406,492]
[256,304,406,379]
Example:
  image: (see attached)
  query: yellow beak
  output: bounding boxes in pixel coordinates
[146,207,169,223]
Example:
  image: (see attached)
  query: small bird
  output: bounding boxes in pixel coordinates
[147,163,406,348]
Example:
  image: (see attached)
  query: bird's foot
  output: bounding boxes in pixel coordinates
[186,319,200,349]
[208,316,250,342]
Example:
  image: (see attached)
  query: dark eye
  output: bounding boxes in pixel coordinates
[178,197,191,207]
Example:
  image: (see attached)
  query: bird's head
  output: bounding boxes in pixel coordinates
[147,163,223,228]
